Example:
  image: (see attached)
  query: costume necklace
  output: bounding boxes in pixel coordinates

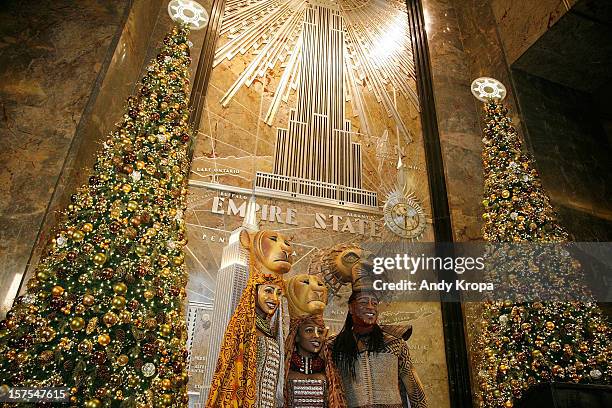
[290,350,325,374]
[256,313,274,338]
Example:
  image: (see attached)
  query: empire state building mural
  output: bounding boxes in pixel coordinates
[254,3,377,208]
[190,0,426,214]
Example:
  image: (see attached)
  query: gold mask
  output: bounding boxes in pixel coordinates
[240,229,294,275]
[285,274,328,319]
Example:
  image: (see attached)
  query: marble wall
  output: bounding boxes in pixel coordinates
[490,0,576,64]
[0,0,130,318]
[512,69,612,241]
[420,0,516,244]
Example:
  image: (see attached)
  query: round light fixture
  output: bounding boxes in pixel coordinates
[168,0,209,30]
[471,77,507,102]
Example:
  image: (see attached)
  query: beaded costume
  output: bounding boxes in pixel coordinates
[256,334,282,407]
[287,378,328,407]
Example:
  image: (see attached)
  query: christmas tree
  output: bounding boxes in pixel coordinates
[0,26,193,407]
[474,99,611,407]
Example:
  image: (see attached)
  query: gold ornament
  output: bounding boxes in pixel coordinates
[117,354,129,366]
[51,286,65,297]
[83,294,95,306]
[103,312,118,327]
[98,333,111,346]
[545,321,555,331]
[113,282,128,294]
[85,398,101,408]
[112,296,126,310]
[160,324,172,337]
[36,271,49,281]
[162,378,172,390]
[127,201,139,212]
[172,255,184,266]
[70,317,85,331]
[122,184,132,193]
[144,290,155,300]
[93,253,107,266]
[72,230,85,241]
[82,223,94,233]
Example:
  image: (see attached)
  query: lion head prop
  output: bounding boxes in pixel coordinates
[240,229,294,276]
[285,274,328,319]
[307,244,372,298]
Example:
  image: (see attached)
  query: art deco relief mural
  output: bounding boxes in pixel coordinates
[183,0,450,406]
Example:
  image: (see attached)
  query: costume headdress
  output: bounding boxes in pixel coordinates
[206,226,290,408]
[284,274,347,408]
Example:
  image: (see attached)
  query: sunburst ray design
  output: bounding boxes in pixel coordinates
[214,0,419,141]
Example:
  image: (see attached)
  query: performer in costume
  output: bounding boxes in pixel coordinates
[284,274,347,408]
[330,261,428,408]
[206,229,293,408]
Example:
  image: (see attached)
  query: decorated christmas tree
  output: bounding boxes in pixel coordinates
[470,79,611,407]
[0,26,193,407]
